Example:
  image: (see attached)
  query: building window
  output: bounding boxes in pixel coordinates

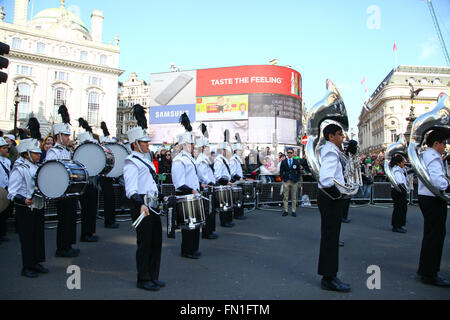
[131,88,136,95]
[17,83,31,119]
[433,78,441,85]
[54,71,68,82]
[88,92,100,125]
[80,51,88,62]
[100,55,107,65]
[391,130,397,143]
[36,42,46,54]
[118,113,123,121]
[89,76,101,86]
[12,37,22,50]
[144,87,149,94]
[16,65,33,76]
[53,87,67,121]
[142,98,147,106]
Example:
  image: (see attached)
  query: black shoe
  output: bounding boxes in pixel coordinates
[339,240,344,247]
[420,275,450,287]
[392,227,407,234]
[80,235,99,242]
[182,253,200,259]
[193,251,202,257]
[151,280,166,287]
[33,264,49,274]
[342,218,351,223]
[203,233,218,240]
[55,248,78,258]
[282,212,288,217]
[69,247,80,254]
[222,223,234,228]
[137,281,160,291]
[105,223,120,229]
[321,277,351,292]
[234,215,247,220]
[21,268,38,278]
[291,212,297,217]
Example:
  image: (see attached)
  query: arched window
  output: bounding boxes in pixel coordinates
[53,87,67,121]
[88,92,99,125]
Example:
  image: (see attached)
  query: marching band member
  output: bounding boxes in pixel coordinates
[214,130,234,228]
[416,129,450,287]
[316,124,352,292]
[123,105,165,291]
[77,119,100,243]
[8,137,48,278]
[389,154,408,234]
[0,137,11,243]
[230,133,246,220]
[45,105,80,258]
[99,121,120,229]
[172,113,202,259]
[195,124,218,240]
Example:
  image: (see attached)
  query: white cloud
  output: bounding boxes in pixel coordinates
[419,35,439,61]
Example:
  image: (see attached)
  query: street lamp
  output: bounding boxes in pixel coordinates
[13,86,20,137]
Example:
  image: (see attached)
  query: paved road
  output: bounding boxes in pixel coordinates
[1,204,449,300]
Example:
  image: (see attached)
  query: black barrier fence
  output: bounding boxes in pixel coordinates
[29,180,421,229]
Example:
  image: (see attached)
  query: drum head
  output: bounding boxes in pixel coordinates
[37,162,69,198]
[73,143,106,176]
[106,143,129,178]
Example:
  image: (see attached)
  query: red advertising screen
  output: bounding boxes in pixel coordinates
[196,65,302,99]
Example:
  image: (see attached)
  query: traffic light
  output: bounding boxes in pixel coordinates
[0,41,10,84]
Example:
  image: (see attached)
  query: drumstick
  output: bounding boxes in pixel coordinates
[132,211,146,229]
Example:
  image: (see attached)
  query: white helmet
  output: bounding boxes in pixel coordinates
[16,139,41,154]
[53,123,71,135]
[127,127,151,144]
[0,137,8,147]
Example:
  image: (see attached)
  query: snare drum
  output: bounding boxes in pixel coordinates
[232,186,243,207]
[36,160,88,199]
[73,141,114,176]
[175,194,206,230]
[102,142,130,178]
[242,181,255,199]
[214,185,233,210]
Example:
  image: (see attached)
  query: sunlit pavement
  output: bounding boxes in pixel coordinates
[1,204,449,300]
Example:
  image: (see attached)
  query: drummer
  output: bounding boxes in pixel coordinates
[46,105,80,258]
[230,134,246,220]
[76,129,100,243]
[213,131,234,228]
[8,138,48,277]
[172,113,202,259]
[123,125,165,291]
[99,122,120,229]
[195,124,218,240]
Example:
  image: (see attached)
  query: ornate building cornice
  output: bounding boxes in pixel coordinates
[9,50,124,76]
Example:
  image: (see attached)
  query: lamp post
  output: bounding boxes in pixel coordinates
[13,86,20,137]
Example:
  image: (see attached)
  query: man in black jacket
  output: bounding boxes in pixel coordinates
[279,148,302,217]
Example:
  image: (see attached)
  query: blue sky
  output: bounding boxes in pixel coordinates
[2,0,449,134]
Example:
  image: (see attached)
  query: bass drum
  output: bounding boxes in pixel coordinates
[73,141,114,177]
[36,160,88,199]
[102,142,130,178]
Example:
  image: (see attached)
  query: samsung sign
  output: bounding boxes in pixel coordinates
[149,104,196,124]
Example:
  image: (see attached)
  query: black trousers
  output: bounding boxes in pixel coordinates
[391,189,407,228]
[219,209,233,226]
[181,228,200,255]
[15,205,45,269]
[202,194,216,237]
[317,189,346,277]
[233,205,244,218]
[0,202,13,238]
[56,197,78,250]
[342,198,350,220]
[99,176,116,226]
[80,183,98,237]
[131,199,162,282]
[417,195,447,277]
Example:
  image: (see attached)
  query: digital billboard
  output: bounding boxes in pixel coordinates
[196,95,248,121]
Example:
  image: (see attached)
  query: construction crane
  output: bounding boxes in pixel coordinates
[426,0,450,66]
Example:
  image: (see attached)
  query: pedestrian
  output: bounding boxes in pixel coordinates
[389,154,408,233]
[279,148,301,217]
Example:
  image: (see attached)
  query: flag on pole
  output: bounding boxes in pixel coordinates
[393,42,398,68]
[393,42,397,52]
[361,77,366,86]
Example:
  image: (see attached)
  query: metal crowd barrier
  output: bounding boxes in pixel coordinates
[39,178,422,229]
[97,184,132,222]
